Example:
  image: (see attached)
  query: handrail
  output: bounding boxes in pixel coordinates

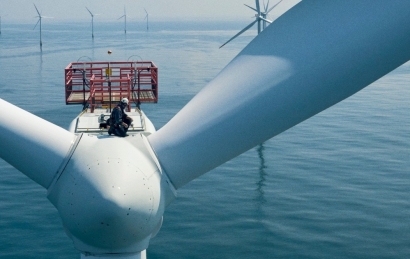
[65,61,158,108]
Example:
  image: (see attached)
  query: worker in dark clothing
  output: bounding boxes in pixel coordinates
[108,98,133,137]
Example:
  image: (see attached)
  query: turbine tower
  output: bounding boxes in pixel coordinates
[144,8,149,31]
[260,0,282,30]
[220,0,282,48]
[2,1,410,258]
[86,7,101,39]
[33,4,52,49]
[118,6,127,34]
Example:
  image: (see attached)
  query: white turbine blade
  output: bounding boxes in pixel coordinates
[33,18,40,30]
[264,0,270,12]
[148,1,410,189]
[33,3,41,16]
[266,0,283,14]
[144,8,148,15]
[244,4,257,12]
[118,15,125,20]
[220,20,257,48]
[85,7,93,16]
[0,99,76,188]
[259,16,272,24]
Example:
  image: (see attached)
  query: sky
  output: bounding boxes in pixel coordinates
[0,0,301,23]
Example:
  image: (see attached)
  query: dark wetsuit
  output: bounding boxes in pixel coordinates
[108,104,129,137]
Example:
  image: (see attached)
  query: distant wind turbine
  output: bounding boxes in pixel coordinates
[33,4,53,50]
[86,7,101,39]
[144,8,149,31]
[2,2,410,258]
[0,14,9,35]
[1,14,9,35]
[118,6,127,34]
[261,0,282,30]
[220,0,282,48]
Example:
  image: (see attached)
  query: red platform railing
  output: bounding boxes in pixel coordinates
[65,61,158,111]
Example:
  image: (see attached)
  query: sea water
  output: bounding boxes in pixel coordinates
[0,21,409,259]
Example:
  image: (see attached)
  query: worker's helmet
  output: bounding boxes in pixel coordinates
[121,98,129,105]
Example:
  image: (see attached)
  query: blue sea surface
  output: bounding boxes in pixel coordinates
[0,21,409,259]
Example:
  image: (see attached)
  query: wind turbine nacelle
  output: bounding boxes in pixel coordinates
[47,133,175,255]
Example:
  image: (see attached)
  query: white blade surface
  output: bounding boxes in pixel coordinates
[260,17,272,24]
[33,3,41,16]
[148,0,410,189]
[266,0,282,14]
[86,7,93,17]
[33,18,40,30]
[244,4,257,12]
[220,20,257,48]
[264,0,270,13]
[0,99,75,188]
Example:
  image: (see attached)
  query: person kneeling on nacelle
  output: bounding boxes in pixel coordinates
[108,98,133,137]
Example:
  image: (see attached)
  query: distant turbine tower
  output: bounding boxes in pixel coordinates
[220,0,282,48]
[118,6,127,34]
[260,0,282,30]
[33,4,53,50]
[144,8,149,31]
[86,7,101,39]
[1,14,9,35]
[2,2,410,258]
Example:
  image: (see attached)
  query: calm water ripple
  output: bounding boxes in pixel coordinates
[0,21,409,258]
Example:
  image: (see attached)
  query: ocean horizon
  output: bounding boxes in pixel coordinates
[0,21,409,259]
